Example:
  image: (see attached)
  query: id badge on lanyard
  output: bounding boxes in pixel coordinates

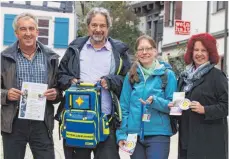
[142,108,151,122]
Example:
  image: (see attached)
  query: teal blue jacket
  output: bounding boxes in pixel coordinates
[116,61,177,143]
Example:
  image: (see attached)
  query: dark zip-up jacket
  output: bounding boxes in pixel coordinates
[57,36,131,126]
[1,41,62,135]
[58,36,131,95]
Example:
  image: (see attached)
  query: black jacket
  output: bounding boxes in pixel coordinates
[178,67,228,159]
[56,36,131,125]
[1,41,62,135]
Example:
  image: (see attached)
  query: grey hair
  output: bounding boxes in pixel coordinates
[13,12,38,31]
[85,7,112,28]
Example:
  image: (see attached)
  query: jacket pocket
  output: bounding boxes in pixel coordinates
[150,110,163,125]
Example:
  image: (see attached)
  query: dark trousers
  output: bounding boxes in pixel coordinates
[131,135,170,159]
[63,128,120,159]
[1,117,54,159]
[178,149,187,159]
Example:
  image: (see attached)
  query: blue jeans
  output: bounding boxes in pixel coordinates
[131,135,170,159]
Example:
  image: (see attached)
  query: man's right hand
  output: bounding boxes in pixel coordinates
[7,88,23,101]
[118,140,127,147]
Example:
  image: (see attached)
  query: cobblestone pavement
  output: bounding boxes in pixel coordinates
[0,119,178,159]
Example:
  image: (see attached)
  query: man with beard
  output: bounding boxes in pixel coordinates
[57,7,131,159]
[1,13,61,159]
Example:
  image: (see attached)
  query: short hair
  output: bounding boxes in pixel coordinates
[184,33,219,64]
[85,7,112,28]
[13,12,38,31]
[135,35,157,51]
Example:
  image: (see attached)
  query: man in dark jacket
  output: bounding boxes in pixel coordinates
[57,7,131,159]
[1,13,61,159]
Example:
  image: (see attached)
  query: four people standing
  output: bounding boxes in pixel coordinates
[1,8,228,159]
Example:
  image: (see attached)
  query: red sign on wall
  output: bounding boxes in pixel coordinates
[175,20,191,35]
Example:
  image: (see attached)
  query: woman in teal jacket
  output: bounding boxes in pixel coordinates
[116,35,177,159]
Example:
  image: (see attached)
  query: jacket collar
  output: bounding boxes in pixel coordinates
[137,60,170,76]
[68,36,129,54]
[1,41,59,61]
[1,41,18,61]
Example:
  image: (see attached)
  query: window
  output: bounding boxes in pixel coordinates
[37,18,49,45]
[147,21,152,30]
[146,15,152,36]
[217,1,225,11]
[146,21,152,36]
[154,21,158,41]
[165,1,182,27]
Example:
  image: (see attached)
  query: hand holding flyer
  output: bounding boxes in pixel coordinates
[120,134,138,155]
[170,92,185,116]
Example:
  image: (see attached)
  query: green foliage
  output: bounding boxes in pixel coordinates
[168,54,186,78]
[77,1,141,54]
[167,44,187,77]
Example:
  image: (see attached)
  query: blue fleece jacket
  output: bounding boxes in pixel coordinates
[116,61,177,143]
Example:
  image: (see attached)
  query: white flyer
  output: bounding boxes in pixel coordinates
[120,134,138,155]
[18,82,48,121]
[170,92,185,116]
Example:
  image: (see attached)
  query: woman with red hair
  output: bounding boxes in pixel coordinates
[169,33,228,159]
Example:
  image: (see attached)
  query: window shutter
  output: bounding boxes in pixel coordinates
[175,1,182,20]
[54,18,69,48]
[3,14,17,45]
[164,1,170,27]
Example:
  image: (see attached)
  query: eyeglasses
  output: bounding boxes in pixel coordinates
[137,47,153,53]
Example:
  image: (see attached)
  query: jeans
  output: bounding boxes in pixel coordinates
[1,117,54,159]
[131,135,170,159]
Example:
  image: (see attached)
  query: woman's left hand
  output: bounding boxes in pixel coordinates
[189,101,205,114]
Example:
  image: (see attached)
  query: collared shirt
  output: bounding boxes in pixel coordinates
[16,43,47,89]
[80,38,113,114]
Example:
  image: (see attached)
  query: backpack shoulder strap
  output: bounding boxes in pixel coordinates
[160,69,168,91]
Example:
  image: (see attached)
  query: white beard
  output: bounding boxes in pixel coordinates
[92,35,104,42]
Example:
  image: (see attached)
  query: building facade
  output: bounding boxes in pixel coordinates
[162,1,228,74]
[130,1,164,54]
[1,1,76,58]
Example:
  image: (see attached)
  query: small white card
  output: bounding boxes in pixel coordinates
[170,92,185,116]
[120,134,138,155]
